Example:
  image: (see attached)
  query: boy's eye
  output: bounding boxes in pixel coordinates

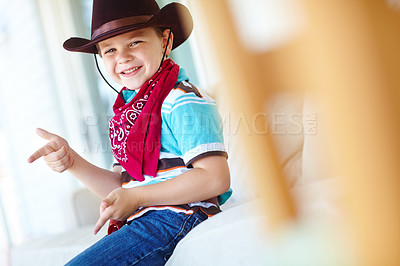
[104,48,116,55]
[130,41,142,47]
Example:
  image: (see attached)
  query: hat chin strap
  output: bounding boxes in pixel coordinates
[94,54,124,100]
[94,28,172,99]
[159,29,172,70]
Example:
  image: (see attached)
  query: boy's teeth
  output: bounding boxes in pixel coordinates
[123,67,139,74]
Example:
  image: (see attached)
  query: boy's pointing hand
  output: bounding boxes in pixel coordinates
[27,128,75,173]
[94,187,140,235]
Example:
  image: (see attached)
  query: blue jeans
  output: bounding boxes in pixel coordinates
[66,209,209,265]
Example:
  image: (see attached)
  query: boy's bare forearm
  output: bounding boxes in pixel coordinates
[134,155,230,207]
[68,149,122,199]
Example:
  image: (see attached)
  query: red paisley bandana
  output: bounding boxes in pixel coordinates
[109,59,179,181]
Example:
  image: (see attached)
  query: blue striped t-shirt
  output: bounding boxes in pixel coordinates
[118,68,232,215]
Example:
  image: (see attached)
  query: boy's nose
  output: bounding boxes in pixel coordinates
[117,50,133,64]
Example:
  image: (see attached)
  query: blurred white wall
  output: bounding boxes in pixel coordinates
[0,0,76,244]
[0,0,113,255]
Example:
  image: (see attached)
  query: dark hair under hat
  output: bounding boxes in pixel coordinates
[63,0,193,54]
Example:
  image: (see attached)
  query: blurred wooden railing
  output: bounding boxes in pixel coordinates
[197,0,400,265]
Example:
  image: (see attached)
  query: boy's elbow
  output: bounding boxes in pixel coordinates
[192,155,231,196]
[220,172,231,195]
[213,165,230,196]
[201,166,230,197]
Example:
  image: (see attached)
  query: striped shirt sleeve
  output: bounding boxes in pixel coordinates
[165,82,228,165]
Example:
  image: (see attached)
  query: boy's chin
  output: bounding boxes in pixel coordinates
[124,79,149,91]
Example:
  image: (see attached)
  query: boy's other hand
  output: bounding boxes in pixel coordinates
[27,128,74,173]
[94,187,139,234]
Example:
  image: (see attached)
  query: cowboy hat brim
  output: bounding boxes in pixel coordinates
[63,3,193,54]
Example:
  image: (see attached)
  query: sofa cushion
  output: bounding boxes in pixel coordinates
[266,92,304,187]
[302,94,340,184]
[166,199,270,266]
[218,91,304,206]
[167,178,342,266]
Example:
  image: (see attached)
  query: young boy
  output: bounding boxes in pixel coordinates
[28,0,231,265]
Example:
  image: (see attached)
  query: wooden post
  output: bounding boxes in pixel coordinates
[294,1,400,265]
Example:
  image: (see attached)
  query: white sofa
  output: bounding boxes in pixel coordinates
[11,93,342,265]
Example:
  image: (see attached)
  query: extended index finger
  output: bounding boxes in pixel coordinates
[94,207,113,235]
[36,128,59,141]
[27,143,55,163]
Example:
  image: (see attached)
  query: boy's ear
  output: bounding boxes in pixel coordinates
[162,29,174,56]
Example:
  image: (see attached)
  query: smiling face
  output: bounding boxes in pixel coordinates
[98,27,173,91]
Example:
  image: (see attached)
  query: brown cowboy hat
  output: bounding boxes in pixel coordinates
[63,0,193,54]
